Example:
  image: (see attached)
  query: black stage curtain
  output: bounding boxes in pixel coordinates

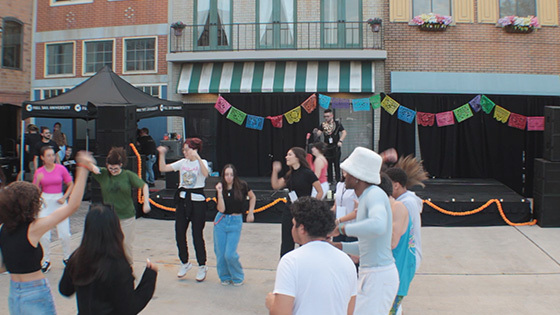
[380,93,560,197]
[216,93,318,177]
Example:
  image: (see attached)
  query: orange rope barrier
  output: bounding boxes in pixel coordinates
[423,199,537,226]
[129,143,287,214]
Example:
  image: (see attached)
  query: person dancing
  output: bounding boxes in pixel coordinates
[0,151,94,314]
[89,147,151,265]
[271,147,323,257]
[33,146,74,272]
[157,138,210,281]
[214,164,256,286]
[310,142,329,200]
[59,204,158,314]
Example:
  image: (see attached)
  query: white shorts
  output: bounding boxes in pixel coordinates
[355,263,399,315]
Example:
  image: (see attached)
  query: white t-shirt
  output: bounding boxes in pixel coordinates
[273,241,357,315]
[397,190,423,270]
[170,158,208,201]
[334,182,358,223]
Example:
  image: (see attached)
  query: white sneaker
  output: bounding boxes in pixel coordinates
[177,262,192,278]
[196,265,208,282]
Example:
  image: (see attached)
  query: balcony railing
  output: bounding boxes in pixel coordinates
[170,21,383,53]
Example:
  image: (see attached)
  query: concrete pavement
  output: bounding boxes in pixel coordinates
[1,202,560,314]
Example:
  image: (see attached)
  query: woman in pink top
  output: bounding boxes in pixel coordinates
[310,142,329,200]
[33,146,74,272]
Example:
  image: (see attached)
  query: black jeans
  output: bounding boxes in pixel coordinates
[175,198,207,265]
[280,207,295,257]
[326,146,342,183]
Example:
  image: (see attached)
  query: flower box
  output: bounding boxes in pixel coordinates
[411,13,452,32]
[497,16,539,34]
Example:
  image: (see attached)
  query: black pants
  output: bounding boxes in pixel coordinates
[280,207,295,257]
[175,199,207,265]
[326,146,342,183]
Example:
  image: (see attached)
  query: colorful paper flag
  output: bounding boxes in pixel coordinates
[284,107,302,124]
[468,95,482,113]
[480,95,496,114]
[453,104,474,123]
[369,94,381,109]
[226,107,247,125]
[331,98,350,109]
[246,114,265,130]
[267,115,283,128]
[301,94,317,114]
[493,105,511,123]
[381,95,400,115]
[417,112,435,127]
[318,94,331,109]
[214,96,232,115]
[527,116,545,131]
[436,111,455,127]
[397,106,416,124]
[507,113,527,130]
[352,98,371,112]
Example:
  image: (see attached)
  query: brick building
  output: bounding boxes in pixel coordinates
[0,0,33,158]
[167,0,386,175]
[33,0,171,150]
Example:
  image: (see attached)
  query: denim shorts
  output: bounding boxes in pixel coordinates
[9,278,57,315]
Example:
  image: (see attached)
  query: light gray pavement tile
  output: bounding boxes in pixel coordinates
[514,225,560,265]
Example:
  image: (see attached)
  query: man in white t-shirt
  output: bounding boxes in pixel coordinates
[386,167,423,271]
[266,197,357,315]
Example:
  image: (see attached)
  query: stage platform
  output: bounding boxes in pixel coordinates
[415,179,533,226]
[143,177,533,227]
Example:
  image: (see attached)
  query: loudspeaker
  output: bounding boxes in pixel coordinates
[544,106,560,161]
[160,140,182,159]
[533,158,560,227]
[96,106,136,130]
[96,129,137,155]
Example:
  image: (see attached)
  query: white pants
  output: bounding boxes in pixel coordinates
[120,217,136,264]
[355,263,399,315]
[39,193,71,261]
[311,182,330,200]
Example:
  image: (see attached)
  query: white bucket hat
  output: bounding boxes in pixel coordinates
[340,147,382,184]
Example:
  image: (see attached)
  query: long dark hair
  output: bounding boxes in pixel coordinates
[220,164,247,201]
[67,204,127,286]
[285,147,310,184]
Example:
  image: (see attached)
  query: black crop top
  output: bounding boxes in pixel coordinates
[0,223,44,274]
[218,183,250,214]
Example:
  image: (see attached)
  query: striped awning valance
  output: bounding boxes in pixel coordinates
[177,61,375,94]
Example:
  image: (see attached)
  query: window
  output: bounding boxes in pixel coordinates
[124,38,156,73]
[2,18,23,69]
[34,88,71,100]
[258,0,296,48]
[195,0,232,50]
[499,0,536,17]
[413,0,452,16]
[137,85,162,97]
[50,0,93,6]
[46,42,74,76]
[84,40,114,74]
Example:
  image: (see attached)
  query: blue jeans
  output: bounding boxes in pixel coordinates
[213,213,244,283]
[145,154,156,184]
[9,278,57,315]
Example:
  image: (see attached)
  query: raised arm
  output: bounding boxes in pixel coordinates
[29,152,95,245]
[156,146,175,173]
[270,161,286,190]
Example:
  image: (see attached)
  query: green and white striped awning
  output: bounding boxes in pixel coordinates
[177,61,375,94]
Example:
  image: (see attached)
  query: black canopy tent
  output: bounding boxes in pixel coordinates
[20,66,185,178]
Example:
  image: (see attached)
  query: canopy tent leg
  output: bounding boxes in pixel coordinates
[19,120,25,181]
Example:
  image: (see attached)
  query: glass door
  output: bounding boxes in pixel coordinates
[258,0,296,49]
[195,0,232,50]
[322,0,361,48]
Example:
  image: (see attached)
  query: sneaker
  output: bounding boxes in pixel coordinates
[196,265,208,282]
[177,262,192,278]
[221,280,232,286]
[232,281,244,286]
[41,261,51,273]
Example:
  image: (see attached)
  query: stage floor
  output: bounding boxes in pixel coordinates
[413,179,532,226]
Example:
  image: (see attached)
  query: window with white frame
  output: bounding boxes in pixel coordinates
[124,38,156,73]
[2,18,23,69]
[46,42,74,76]
[499,0,536,17]
[137,85,162,98]
[50,0,93,6]
[84,40,114,74]
[412,0,451,17]
[35,88,70,100]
